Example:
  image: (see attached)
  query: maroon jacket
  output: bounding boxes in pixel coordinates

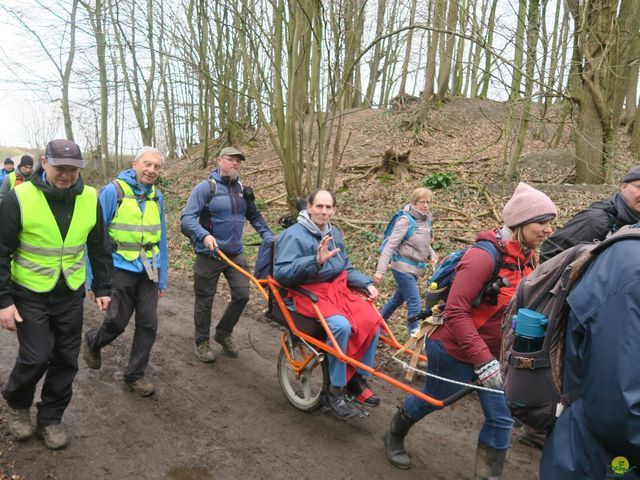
[431,229,536,366]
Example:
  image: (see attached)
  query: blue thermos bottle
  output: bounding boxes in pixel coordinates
[512,308,548,352]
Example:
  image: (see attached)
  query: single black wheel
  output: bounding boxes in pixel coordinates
[277,338,328,412]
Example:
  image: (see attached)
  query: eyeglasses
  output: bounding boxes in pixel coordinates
[628,182,640,191]
[415,200,431,206]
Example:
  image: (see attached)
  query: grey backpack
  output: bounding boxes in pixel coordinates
[501,226,640,433]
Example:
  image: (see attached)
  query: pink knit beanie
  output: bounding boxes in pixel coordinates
[502,182,557,228]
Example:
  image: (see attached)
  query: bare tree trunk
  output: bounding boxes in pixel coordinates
[478,0,498,99]
[631,94,640,158]
[509,0,527,100]
[365,0,387,105]
[80,0,109,173]
[568,0,640,183]
[398,0,418,94]
[436,0,459,99]
[505,0,540,180]
[423,0,444,100]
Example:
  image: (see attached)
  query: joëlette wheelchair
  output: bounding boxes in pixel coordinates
[215,248,472,415]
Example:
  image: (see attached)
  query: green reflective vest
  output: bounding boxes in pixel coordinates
[108,179,161,262]
[8,171,28,189]
[11,182,98,292]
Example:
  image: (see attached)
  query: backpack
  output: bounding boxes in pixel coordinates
[197,178,220,229]
[501,226,640,433]
[380,210,417,253]
[424,240,506,311]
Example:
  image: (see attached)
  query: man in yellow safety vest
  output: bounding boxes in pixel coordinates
[0,139,113,450]
[83,146,167,398]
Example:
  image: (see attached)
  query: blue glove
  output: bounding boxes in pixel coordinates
[474,358,503,390]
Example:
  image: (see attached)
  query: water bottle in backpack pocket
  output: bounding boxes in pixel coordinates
[512,308,547,353]
[504,309,557,432]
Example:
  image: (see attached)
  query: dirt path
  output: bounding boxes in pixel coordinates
[0,275,541,480]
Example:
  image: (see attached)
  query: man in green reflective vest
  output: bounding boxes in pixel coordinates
[0,139,113,450]
[84,146,167,398]
[0,155,34,205]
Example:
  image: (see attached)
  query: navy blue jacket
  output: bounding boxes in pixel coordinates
[180,170,272,256]
[273,216,371,289]
[540,234,640,479]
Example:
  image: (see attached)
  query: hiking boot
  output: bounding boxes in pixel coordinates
[474,442,507,479]
[213,333,239,358]
[518,425,546,450]
[7,406,34,441]
[382,408,416,469]
[125,378,156,397]
[347,373,381,407]
[194,341,217,363]
[83,328,101,370]
[36,424,69,450]
[323,389,358,418]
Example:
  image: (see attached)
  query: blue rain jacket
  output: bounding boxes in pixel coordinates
[540,234,640,480]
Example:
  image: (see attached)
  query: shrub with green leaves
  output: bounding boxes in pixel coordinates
[423,172,456,189]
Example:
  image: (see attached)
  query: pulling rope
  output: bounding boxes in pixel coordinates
[390,356,504,395]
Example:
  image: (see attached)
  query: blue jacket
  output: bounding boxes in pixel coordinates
[273,211,372,289]
[87,169,168,290]
[180,170,272,256]
[0,168,10,185]
[540,235,640,479]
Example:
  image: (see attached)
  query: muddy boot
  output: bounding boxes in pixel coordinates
[323,386,358,419]
[125,378,156,397]
[382,407,416,470]
[83,328,102,369]
[7,406,34,441]
[518,425,546,450]
[213,333,239,358]
[194,341,217,363]
[36,424,70,450]
[474,442,507,480]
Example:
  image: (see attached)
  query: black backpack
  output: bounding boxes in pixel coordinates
[501,226,640,433]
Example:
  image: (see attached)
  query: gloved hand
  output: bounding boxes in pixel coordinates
[474,358,503,390]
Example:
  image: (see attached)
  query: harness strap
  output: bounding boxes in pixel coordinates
[391,253,427,269]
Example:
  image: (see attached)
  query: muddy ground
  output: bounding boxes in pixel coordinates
[0,274,541,480]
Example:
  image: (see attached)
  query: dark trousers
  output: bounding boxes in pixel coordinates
[86,270,158,383]
[2,286,84,427]
[193,253,250,345]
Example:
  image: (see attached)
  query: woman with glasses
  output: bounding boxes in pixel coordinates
[374,187,438,336]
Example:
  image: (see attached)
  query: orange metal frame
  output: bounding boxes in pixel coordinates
[217,250,445,408]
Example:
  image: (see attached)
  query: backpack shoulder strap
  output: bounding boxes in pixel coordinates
[403,212,417,239]
[112,179,124,205]
[474,239,502,277]
[207,178,217,204]
[593,224,640,253]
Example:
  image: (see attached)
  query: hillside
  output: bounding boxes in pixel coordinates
[160,97,632,325]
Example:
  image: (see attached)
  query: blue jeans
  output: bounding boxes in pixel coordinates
[326,315,380,387]
[380,269,422,332]
[403,340,513,450]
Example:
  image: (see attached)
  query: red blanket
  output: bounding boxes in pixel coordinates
[288,271,382,381]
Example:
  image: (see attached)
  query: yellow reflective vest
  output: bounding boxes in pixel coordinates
[11,182,98,292]
[108,179,161,263]
[8,171,24,189]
